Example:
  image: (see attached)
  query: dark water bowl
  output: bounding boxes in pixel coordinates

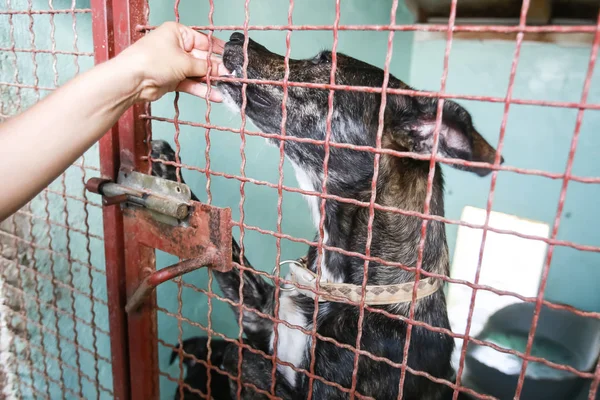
[465,302,600,400]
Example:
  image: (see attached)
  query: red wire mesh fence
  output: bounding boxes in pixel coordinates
[2,0,600,399]
[139,0,600,399]
[0,1,112,399]
[119,0,600,399]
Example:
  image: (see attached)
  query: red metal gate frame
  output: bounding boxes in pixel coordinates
[91,1,156,398]
[90,1,129,399]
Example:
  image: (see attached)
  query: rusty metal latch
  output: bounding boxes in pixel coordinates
[86,171,192,225]
[86,170,234,314]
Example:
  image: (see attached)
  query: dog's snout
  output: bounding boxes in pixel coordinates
[229,32,245,44]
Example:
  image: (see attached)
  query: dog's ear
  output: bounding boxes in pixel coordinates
[391,98,503,176]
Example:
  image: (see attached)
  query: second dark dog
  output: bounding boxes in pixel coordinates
[169,337,232,400]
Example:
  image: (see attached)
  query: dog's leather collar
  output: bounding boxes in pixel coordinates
[277,257,441,305]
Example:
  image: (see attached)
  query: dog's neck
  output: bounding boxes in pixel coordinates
[289,147,450,289]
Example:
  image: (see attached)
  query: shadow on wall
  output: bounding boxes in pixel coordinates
[408,34,600,313]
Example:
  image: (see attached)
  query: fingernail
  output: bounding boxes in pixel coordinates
[218,64,230,76]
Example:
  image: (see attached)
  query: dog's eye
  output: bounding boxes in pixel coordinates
[312,52,331,65]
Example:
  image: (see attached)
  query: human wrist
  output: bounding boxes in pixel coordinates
[107,49,149,105]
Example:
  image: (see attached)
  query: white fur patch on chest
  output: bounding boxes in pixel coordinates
[318,230,338,283]
[290,161,321,228]
[289,160,341,284]
[270,293,310,387]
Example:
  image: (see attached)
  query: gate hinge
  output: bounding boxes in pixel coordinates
[85,171,191,225]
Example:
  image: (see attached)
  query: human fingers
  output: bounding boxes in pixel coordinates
[176,79,223,102]
[189,49,223,63]
[179,25,225,55]
[183,55,229,79]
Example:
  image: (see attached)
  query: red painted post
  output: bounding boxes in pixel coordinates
[90,1,131,399]
[90,0,156,398]
[108,1,158,399]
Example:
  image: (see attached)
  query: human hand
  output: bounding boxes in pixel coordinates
[118,21,228,103]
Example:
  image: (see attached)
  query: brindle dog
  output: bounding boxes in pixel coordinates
[154,31,502,400]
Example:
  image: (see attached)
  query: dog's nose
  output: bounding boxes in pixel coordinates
[229,32,245,44]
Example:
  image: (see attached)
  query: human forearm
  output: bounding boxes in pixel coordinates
[0,56,142,221]
[0,22,225,222]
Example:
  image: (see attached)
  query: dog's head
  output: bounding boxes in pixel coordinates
[219,32,502,178]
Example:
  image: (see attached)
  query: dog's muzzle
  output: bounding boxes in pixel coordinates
[272,258,441,305]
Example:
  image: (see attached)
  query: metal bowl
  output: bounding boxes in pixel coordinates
[464,302,600,400]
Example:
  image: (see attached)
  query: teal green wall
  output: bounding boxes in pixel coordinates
[409,37,600,313]
[148,1,415,397]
